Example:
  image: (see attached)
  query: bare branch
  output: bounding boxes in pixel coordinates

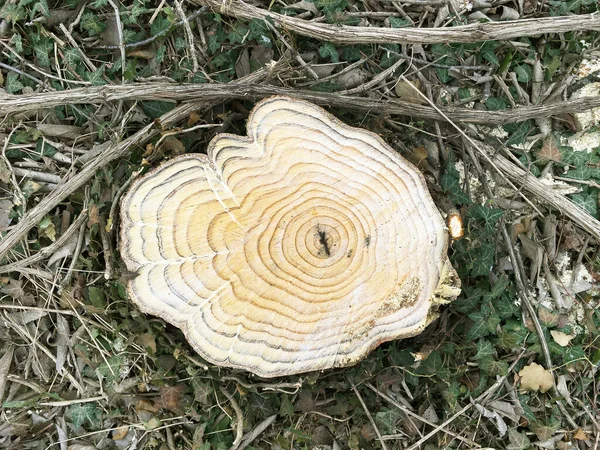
[2,82,600,125]
[192,0,600,45]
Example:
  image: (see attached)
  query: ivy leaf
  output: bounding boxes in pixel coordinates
[5,72,24,94]
[389,17,410,28]
[141,101,176,119]
[507,429,531,450]
[469,205,503,230]
[475,339,496,360]
[227,22,250,44]
[375,408,402,434]
[67,403,99,429]
[471,242,495,277]
[570,191,598,217]
[478,357,508,376]
[81,11,106,36]
[279,394,294,418]
[318,42,339,63]
[150,13,172,36]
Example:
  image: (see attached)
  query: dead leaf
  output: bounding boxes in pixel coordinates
[157,384,187,412]
[550,330,575,347]
[0,199,13,229]
[395,79,426,104]
[538,306,560,327]
[473,400,508,437]
[88,204,100,228]
[518,362,554,393]
[157,137,185,157]
[136,333,157,355]
[537,135,562,163]
[36,124,83,140]
[0,159,11,183]
[187,111,202,127]
[573,428,588,440]
[55,314,70,373]
[555,375,573,407]
[112,425,129,440]
[0,345,14,404]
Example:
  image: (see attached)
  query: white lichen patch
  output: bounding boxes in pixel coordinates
[569,82,600,131]
[565,129,600,153]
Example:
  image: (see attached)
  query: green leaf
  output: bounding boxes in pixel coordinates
[10,33,23,53]
[570,191,598,217]
[475,339,496,360]
[318,42,339,63]
[514,64,532,83]
[88,286,106,308]
[478,357,508,376]
[315,0,348,13]
[5,72,24,94]
[67,403,99,429]
[375,408,402,434]
[0,4,26,23]
[485,97,508,111]
[81,11,106,36]
[469,205,503,230]
[507,428,531,450]
[467,310,490,340]
[86,65,106,86]
[279,394,294,418]
[389,17,410,28]
[480,41,499,66]
[471,242,495,277]
[141,100,176,119]
[227,22,250,44]
[150,13,172,36]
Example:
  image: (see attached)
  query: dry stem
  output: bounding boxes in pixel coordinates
[2,83,600,126]
[192,0,600,45]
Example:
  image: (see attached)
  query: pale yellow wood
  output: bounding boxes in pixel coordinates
[120,96,460,377]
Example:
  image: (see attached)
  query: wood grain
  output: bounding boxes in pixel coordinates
[120,97,460,377]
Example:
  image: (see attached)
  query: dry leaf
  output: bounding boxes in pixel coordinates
[550,330,575,347]
[112,425,129,440]
[518,362,554,393]
[473,400,508,437]
[538,306,559,327]
[158,384,187,412]
[136,333,157,354]
[36,124,83,140]
[537,135,562,163]
[395,79,426,104]
[0,345,14,404]
[573,428,588,440]
[157,137,185,156]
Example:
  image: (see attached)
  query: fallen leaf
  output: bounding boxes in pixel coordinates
[518,362,554,393]
[395,79,426,104]
[37,124,83,140]
[157,384,187,412]
[158,137,185,157]
[112,425,129,440]
[473,400,508,437]
[136,333,157,355]
[550,330,575,347]
[0,345,14,404]
[573,428,588,440]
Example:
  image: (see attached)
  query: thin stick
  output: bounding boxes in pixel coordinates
[350,381,389,450]
[366,383,480,448]
[407,352,526,449]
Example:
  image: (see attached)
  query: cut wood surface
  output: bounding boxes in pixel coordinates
[120,96,460,377]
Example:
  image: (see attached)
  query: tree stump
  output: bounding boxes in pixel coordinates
[120,96,460,377]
